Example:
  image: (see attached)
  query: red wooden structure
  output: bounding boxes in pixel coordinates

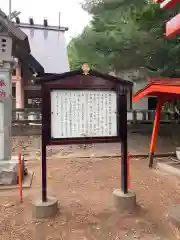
[133,77,180,167]
[155,0,180,38]
[160,0,178,9]
[133,0,180,168]
[166,13,180,38]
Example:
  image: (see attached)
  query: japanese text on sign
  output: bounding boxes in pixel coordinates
[51,90,117,139]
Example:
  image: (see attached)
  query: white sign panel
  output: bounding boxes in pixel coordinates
[51,90,117,138]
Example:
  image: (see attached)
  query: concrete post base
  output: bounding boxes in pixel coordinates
[32,196,58,218]
[113,189,136,212]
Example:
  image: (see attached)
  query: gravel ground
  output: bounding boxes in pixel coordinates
[0,156,180,239]
[12,134,176,157]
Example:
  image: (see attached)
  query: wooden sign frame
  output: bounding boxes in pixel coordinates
[35,66,133,202]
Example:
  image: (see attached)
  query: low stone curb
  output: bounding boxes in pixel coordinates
[23,152,176,161]
[0,171,34,191]
[157,163,180,177]
[53,152,176,159]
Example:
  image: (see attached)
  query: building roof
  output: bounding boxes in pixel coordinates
[133,77,180,102]
[20,53,45,78]
[18,22,69,73]
[15,22,68,32]
[14,16,68,32]
[0,9,45,78]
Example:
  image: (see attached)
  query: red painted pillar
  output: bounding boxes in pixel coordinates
[149,98,163,168]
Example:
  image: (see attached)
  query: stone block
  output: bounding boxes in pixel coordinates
[0,156,25,185]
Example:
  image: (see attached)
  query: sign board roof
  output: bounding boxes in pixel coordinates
[34,67,133,88]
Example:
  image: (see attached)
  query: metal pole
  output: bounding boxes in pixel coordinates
[9,0,11,19]
[58,12,60,28]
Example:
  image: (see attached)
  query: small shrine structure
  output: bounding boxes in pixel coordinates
[133,77,180,167]
[133,0,180,167]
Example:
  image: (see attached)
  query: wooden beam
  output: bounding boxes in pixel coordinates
[166,13,180,38]
[160,0,178,9]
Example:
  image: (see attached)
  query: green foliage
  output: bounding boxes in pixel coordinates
[68,0,180,77]
[68,26,111,71]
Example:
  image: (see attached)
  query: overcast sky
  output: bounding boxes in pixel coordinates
[1,0,91,42]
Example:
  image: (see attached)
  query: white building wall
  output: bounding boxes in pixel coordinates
[116,69,148,110]
[21,27,70,73]
[132,81,148,110]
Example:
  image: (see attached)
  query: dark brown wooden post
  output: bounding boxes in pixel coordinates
[41,137,47,202]
[41,84,48,202]
[118,92,128,194]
